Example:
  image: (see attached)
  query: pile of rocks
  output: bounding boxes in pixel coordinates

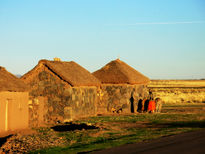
[0,129,66,153]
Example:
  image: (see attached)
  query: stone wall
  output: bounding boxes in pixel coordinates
[28,70,98,127]
[27,69,149,126]
[28,97,45,127]
[97,84,149,114]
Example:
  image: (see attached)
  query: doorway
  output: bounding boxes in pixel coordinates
[130,95,134,113]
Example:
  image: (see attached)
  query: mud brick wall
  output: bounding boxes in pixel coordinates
[97,84,149,114]
[0,92,29,132]
[28,71,98,127]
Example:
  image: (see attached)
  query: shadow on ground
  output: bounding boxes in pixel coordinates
[51,123,99,132]
[0,135,13,147]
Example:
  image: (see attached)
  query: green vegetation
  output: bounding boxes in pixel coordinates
[31,103,205,154]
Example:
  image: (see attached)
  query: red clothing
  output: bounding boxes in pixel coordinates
[148,100,156,111]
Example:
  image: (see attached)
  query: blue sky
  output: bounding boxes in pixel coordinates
[0,0,205,79]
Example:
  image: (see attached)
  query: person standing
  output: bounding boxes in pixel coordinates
[148,98,156,113]
[155,98,162,113]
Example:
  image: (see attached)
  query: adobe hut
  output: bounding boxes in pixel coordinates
[0,67,29,133]
[92,59,150,114]
[21,59,101,127]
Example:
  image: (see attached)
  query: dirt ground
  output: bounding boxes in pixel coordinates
[93,128,205,154]
[162,105,205,114]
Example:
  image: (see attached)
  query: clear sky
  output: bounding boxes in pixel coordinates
[0,0,205,79]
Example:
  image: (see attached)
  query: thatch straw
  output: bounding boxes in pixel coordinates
[21,60,101,87]
[0,66,29,92]
[92,59,150,84]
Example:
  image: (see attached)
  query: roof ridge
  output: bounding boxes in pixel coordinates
[21,59,101,87]
[92,59,150,84]
[0,66,29,92]
[43,61,74,86]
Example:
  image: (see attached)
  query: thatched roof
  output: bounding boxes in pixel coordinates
[92,59,150,84]
[21,60,101,87]
[0,66,29,92]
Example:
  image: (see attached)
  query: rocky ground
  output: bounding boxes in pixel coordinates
[0,128,66,153]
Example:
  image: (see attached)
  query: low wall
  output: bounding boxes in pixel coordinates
[97,84,149,114]
[148,80,205,104]
[150,87,205,104]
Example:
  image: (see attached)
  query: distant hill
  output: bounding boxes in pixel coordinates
[148,80,205,88]
[15,74,22,78]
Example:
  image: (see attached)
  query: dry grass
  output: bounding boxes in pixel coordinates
[0,66,29,92]
[21,60,101,87]
[148,80,205,104]
[93,59,149,84]
[148,80,205,88]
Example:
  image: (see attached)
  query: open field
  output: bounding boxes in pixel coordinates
[148,80,205,104]
[1,103,205,153]
[148,80,205,88]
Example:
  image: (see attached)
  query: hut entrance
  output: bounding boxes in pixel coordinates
[130,95,134,113]
[1,99,13,132]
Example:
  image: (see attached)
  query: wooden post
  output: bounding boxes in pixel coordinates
[5,99,12,131]
[5,99,8,131]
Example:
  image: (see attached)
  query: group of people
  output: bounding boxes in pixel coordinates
[147,97,162,113]
[137,91,162,113]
